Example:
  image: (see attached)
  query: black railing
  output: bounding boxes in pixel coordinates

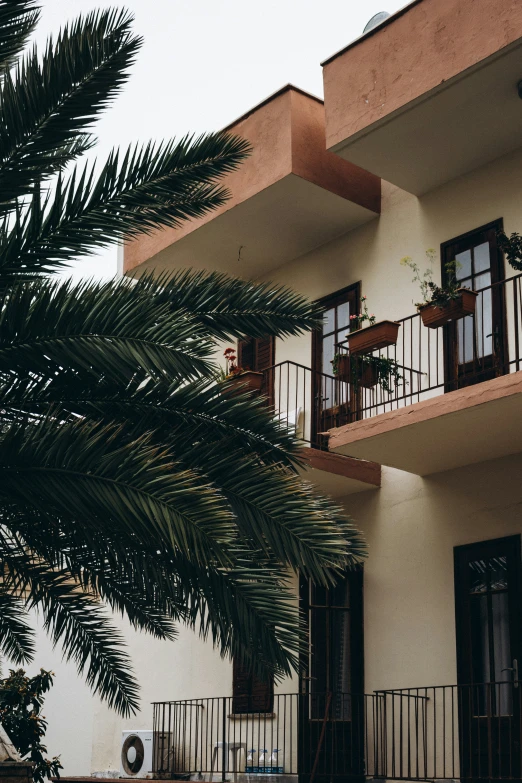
[336,274,522,422]
[376,681,522,781]
[262,276,522,443]
[153,682,522,781]
[152,692,376,781]
[261,361,350,449]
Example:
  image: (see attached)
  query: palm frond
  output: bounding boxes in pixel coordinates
[136,270,323,339]
[0,9,140,210]
[0,587,34,664]
[4,551,139,716]
[0,0,38,71]
[0,277,214,383]
[0,416,237,568]
[0,133,250,281]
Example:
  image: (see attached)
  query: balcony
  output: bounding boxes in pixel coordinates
[322,0,522,194]
[153,681,522,782]
[329,274,522,475]
[124,86,380,279]
[261,361,380,496]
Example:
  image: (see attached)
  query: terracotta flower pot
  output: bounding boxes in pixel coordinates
[358,362,379,388]
[419,288,478,329]
[334,355,351,382]
[333,355,378,388]
[227,370,264,392]
[347,320,401,356]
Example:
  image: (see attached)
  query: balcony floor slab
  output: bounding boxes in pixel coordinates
[329,372,522,476]
[299,447,381,496]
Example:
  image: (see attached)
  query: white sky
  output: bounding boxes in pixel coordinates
[36,0,405,281]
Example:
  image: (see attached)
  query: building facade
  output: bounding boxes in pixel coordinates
[37,0,522,780]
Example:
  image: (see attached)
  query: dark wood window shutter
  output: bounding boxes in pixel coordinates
[237,338,255,371]
[232,659,274,714]
[237,337,274,372]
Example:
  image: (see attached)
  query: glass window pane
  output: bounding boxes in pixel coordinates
[474,272,491,291]
[311,584,328,606]
[323,307,335,334]
[337,302,350,331]
[322,334,335,376]
[458,315,474,364]
[469,559,489,594]
[455,249,472,281]
[310,608,328,703]
[330,610,351,716]
[331,578,350,608]
[475,288,492,359]
[470,593,490,684]
[474,242,491,274]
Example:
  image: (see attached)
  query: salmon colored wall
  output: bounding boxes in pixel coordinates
[289,90,380,213]
[323,0,522,151]
[124,87,380,275]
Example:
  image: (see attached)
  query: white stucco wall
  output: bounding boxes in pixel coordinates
[23,144,522,776]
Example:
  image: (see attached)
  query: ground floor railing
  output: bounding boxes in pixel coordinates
[153,682,522,781]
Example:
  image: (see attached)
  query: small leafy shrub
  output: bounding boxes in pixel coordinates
[332,353,403,393]
[0,669,62,783]
[400,250,464,308]
[498,231,522,271]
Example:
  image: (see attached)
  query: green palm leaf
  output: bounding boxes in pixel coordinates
[0,0,38,71]
[0,9,139,210]
[0,2,366,716]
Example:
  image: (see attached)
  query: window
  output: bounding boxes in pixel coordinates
[313,285,360,377]
[232,658,273,714]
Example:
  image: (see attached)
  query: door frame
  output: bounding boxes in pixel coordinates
[312,283,360,443]
[298,569,365,783]
[454,534,522,687]
[441,218,507,392]
[454,535,522,781]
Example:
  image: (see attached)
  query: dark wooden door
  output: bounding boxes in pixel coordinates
[238,336,275,403]
[443,220,506,391]
[454,536,522,781]
[299,570,364,783]
[312,285,360,445]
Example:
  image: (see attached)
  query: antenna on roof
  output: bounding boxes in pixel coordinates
[363,11,391,34]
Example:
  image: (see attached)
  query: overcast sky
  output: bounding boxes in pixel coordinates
[36,0,405,280]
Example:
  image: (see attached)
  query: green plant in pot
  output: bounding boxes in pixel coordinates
[400,250,478,328]
[217,347,263,392]
[332,352,403,392]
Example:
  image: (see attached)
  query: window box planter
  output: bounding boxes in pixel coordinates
[419,288,478,329]
[347,320,401,355]
[334,355,378,388]
[227,370,264,392]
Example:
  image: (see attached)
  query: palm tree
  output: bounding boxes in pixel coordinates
[0,0,366,717]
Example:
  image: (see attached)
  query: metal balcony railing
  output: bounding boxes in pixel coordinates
[260,361,350,449]
[261,275,522,446]
[335,273,522,422]
[153,682,522,782]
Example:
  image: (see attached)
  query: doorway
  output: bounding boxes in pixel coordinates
[442,220,507,391]
[299,570,364,783]
[454,536,522,780]
[312,284,360,444]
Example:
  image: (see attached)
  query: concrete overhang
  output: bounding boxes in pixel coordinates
[124,86,381,279]
[328,372,522,476]
[322,0,522,195]
[299,447,381,497]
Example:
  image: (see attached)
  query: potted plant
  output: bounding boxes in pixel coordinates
[346,296,401,355]
[332,352,403,392]
[218,347,264,392]
[400,249,478,329]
